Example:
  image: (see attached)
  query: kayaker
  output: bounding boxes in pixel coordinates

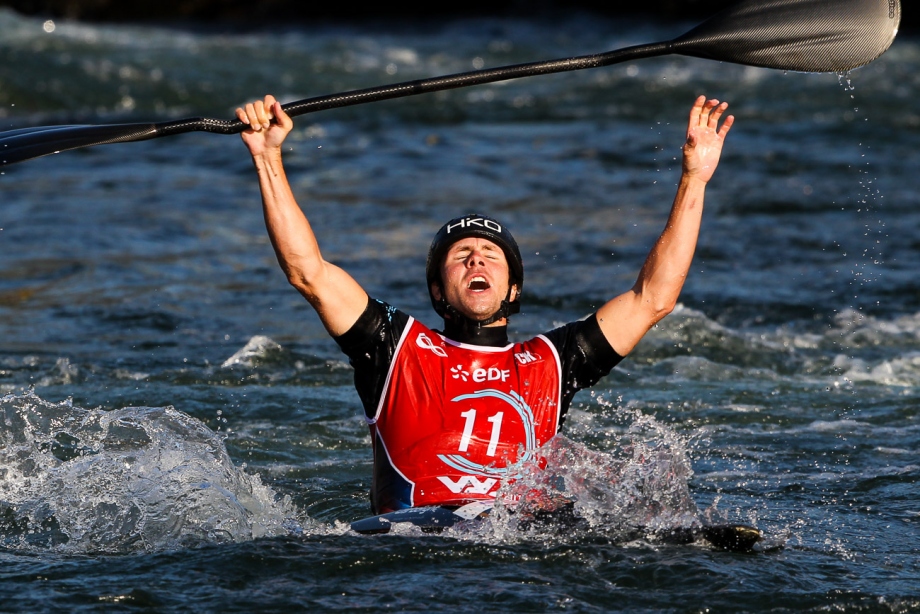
[236,94,733,514]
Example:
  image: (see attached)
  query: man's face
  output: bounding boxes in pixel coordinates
[431,237,517,324]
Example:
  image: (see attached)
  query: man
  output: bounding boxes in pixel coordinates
[236,94,733,515]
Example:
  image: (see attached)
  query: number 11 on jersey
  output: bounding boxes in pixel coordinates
[458,409,504,457]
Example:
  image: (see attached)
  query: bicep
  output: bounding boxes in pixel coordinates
[299,262,370,337]
[595,289,660,357]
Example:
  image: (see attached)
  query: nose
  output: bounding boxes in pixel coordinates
[465,249,485,267]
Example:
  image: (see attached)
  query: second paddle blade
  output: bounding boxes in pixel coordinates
[0,123,159,166]
[672,0,901,73]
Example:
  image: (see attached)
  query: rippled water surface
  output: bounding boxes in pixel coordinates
[1,7,919,612]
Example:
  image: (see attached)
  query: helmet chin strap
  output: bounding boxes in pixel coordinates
[442,299,514,330]
[438,286,519,331]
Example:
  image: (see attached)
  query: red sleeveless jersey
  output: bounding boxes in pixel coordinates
[369,317,563,510]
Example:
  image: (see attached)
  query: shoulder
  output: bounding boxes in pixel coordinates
[541,312,623,372]
[333,298,411,355]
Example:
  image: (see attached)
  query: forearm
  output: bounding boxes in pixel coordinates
[252,150,326,297]
[632,173,707,318]
[595,172,706,356]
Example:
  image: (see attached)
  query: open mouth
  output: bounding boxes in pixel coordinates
[468,276,490,291]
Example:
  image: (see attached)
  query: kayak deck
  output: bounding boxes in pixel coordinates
[350,502,764,552]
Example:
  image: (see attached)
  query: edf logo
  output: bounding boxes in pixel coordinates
[472,367,510,383]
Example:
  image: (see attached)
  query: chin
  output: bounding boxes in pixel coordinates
[452,305,498,322]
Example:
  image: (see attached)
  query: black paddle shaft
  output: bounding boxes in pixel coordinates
[155,42,672,138]
[0,0,901,166]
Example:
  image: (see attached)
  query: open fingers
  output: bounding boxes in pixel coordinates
[717,113,735,138]
[687,96,722,136]
[688,96,733,138]
[698,99,722,127]
[704,100,734,138]
[706,100,729,127]
[687,95,706,129]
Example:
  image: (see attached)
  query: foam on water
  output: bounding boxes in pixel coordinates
[220,335,284,369]
[629,304,920,389]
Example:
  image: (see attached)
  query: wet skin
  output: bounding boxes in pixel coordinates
[431,237,518,325]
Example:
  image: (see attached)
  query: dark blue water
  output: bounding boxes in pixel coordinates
[1,7,919,612]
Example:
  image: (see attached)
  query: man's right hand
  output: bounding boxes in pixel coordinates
[235,94,293,158]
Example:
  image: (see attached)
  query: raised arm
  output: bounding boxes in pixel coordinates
[596,95,734,356]
[237,95,368,336]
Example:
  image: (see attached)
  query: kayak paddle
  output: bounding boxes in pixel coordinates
[0,0,900,167]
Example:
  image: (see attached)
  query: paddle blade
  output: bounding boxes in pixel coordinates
[673,0,900,72]
[0,123,159,166]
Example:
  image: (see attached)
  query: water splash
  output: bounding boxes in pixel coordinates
[469,413,702,544]
[220,335,284,369]
[836,72,888,306]
[0,390,303,554]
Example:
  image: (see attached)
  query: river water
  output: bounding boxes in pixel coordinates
[1,7,919,612]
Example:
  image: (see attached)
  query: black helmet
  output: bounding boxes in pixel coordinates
[426,213,523,323]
